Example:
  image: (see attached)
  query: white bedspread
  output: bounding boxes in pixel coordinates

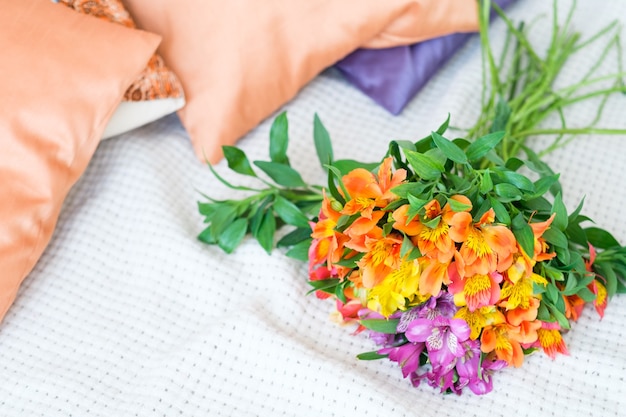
[2,1,626,415]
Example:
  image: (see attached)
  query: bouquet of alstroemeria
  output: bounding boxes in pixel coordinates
[198,1,626,395]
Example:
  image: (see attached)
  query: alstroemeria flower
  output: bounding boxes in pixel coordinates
[379,342,425,378]
[366,257,427,317]
[392,195,471,264]
[356,233,403,288]
[529,213,557,261]
[563,293,585,321]
[309,192,349,268]
[455,339,506,395]
[450,208,518,277]
[448,271,503,312]
[535,321,569,359]
[589,279,608,318]
[499,272,548,311]
[480,322,526,367]
[417,292,457,319]
[341,157,406,218]
[454,305,504,340]
[417,256,454,298]
[405,316,471,369]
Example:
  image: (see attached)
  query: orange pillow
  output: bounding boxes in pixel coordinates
[56,0,186,139]
[123,0,479,163]
[0,0,160,322]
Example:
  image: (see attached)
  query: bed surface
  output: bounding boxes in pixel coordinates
[2,1,626,415]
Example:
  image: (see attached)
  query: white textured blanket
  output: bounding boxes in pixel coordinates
[2,1,626,415]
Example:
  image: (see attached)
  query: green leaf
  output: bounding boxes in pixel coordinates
[431,131,467,164]
[532,174,560,198]
[568,197,586,224]
[551,193,568,231]
[198,201,219,218]
[254,161,307,188]
[488,196,511,225]
[562,273,579,296]
[222,146,257,177]
[313,113,334,168]
[257,209,276,254]
[577,287,597,303]
[357,351,388,361]
[404,150,444,180]
[596,263,618,298]
[422,215,441,229]
[494,169,535,192]
[545,283,559,304]
[307,278,340,294]
[537,301,551,321]
[512,214,534,257]
[217,218,248,254]
[390,182,429,199]
[480,170,493,194]
[505,157,524,172]
[435,113,451,135]
[465,131,505,161]
[285,239,312,261]
[447,197,472,212]
[585,227,621,249]
[333,159,380,176]
[542,227,568,248]
[565,222,588,247]
[198,226,217,244]
[556,245,571,264]
[360,319,400,334]
[494,183,522,202]
[326,165,351,201]
[273,195,311,228]
[546,302,571,330]
[277,227,312,247]
[269,111,289,164]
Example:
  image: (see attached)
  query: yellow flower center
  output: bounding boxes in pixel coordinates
[455,307,487,340]
[465,228,493,257]
[370,239,394,266]
[464,274,491,298]
[418,221,449,243]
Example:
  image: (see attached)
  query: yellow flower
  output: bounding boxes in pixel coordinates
[366,258,427,317]
[500,273,547,310]
[454,305,503,340]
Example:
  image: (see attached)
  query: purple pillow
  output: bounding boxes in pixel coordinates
[335,0,517,115]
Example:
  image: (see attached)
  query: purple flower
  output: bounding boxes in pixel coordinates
[405,316,471,369]
[418,292,457,319]
[426,367,461,395]
[379,342,425,378]
[469,357,507,395]
[455,339,507,395]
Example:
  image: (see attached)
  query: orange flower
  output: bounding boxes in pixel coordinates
[589,279,608,318]
[454,305,503,340]
[536,323,569,359]
[563,294,585,321]
[418,257,453,298]
[343,211,385,253]
[529,213,557,261]
[310,192,349,268]
[356,233,403,288]
[448,271,502,312]
[480,322,526,368]
[499,272,547,311]
[341,157,405,218]
[392,195,471,263]
[451,208,517,277]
